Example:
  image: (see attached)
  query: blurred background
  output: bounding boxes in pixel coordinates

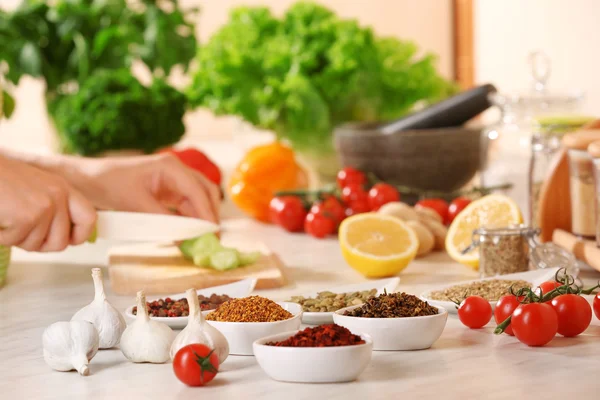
[2,0,598,153]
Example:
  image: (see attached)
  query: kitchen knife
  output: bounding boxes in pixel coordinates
[93,211,219,242]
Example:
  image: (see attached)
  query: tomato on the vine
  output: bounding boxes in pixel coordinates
[337,167,366,188]
[494,295,521,336]
[457,296,493,329]
[415,198,449,224]
[269,196,307,232]
[595,293,600,320]
[511,303,558,347]
[550,294,592,337]
[173,344,219,386]
[447,197,471,224]
[536,281,562,299]
[367,183,400,211]
[311,196,345,226]
[341,184,368,205]
[305,211,336,238]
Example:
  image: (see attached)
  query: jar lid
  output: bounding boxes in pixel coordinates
[533,115,597,135]
[588,140,600,158]
[562,130,600,150]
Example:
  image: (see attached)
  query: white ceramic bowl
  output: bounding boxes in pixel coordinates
[333,305,448,351]
[289,277,400,325]
[124,278,257,328]
[253,331,373,383]
[205,302,302,356]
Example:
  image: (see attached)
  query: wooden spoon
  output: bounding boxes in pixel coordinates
[538,119,600,242]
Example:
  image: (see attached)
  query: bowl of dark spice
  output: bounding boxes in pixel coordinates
[333,291,448,351]
[253,325,373,383]
[204,296,302,355]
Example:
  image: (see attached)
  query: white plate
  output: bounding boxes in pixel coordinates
[124,278,257,328]
[420,268,560,314]
[288,277,400,325]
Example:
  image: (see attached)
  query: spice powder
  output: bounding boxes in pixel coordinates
[267,324,365,347]
[344,292,438,318]
[206,296,293,322]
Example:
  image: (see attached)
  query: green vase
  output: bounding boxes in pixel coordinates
[0,245,11,288]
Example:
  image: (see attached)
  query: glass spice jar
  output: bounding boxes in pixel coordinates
[470,226,536,278]
[528,115,595,227]
[465,225,579,278]
[563,131,600,239]
[587,140,600,247]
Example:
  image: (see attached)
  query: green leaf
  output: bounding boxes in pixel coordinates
[2,91,16,119]
[19,42,42,76]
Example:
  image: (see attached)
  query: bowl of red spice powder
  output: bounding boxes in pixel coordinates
[253,325,373,383]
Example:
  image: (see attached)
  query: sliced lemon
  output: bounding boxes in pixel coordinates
[339,213,419,278]
[446,194,522,269]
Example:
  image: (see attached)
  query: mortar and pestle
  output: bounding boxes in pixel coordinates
[334,84,497,200]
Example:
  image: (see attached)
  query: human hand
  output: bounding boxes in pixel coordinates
[73,153,220,223]
[0,156,97,251]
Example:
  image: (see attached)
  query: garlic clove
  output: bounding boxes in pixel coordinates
[71,268,126,349]
[42,321,99,376]
[170,288,229,364]
[120,290,175,364]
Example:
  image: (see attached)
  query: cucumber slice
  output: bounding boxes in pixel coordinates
[209,248,241,271]
[239,251,261,266]
[179,233,223,260]
[192,254,211,267]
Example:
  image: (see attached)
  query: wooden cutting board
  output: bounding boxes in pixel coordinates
[107,236,287,295]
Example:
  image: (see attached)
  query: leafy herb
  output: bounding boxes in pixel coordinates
[187,2,457,153]
[48,69,186,155]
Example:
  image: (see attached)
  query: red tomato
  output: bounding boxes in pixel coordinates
[494,295,521,336]
[341,184,368,205]
[447,197,471,224]
[511,303,558,347]
[337,167,366,188]
[304,211,336,238]
[457,295,493,329]
[161,148,221,185]
[311,196,345,226]
[367,183,400,211]
[415,198,449,224]
[346,199,371,217]
[173,344,219,386]
[550,294,592,337]
[595,294,600,320]
[536,281,562,299]
[269,196,307,232]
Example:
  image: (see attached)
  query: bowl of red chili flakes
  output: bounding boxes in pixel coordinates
[253,325,373,383]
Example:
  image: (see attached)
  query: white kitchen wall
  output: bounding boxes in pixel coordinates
[474,0,599,114]
[0,0,453,152]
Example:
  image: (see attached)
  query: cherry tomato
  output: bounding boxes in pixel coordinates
[447,197,471,224]
[494,295,521,336]
[457,295,493,329]
[311,196,345,226]
[536,281,562,300]
[304,211,336,238]
[269,196,307,232]
[594,293,600,320]
[341,184,368,205]
[550,294,592,337]
[337,167,366,188]
[173,344,219,386]
[367,183,400,211]
[511,303,558,347]
[415,198,449,224]
[345,198,371,217]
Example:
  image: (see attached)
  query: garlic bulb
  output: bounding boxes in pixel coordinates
[71,268,126,349]
[170,289,229,363]
[42,321,99,376]
[120,290,175,363]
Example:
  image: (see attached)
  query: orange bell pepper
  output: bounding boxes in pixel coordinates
[229,142,307,222]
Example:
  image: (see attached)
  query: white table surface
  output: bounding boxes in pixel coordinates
[2,137,600,399]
